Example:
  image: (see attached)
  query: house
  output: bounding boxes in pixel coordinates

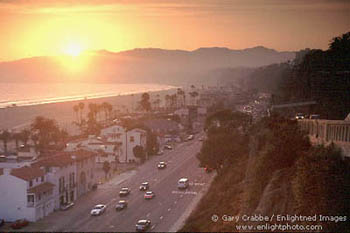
[32,150,97,209]
[65,135,121,165]
[100,125,147,163]
[32,153,77,210]
[123,128,147,163]
[0,166,55,222]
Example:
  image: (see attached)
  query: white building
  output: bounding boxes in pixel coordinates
[101,125,147,163]
[65,136,121,164]
[0,166,55,222]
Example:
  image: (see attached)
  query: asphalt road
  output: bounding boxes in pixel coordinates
[15,133,214,232]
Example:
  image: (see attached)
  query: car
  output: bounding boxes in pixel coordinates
[164,145,172,150]
[199,136,205,142]
[309,114,320,119]
[92,183,98,190]
[157,150,164,155]
[115,200,128,211]
[178,178,189,189]
[157,161,167,169]
[11,219,29,229]
[90,204,107,216]
[136,219,151,232]
[144,191,155,199]
[295,113,305,120]
[0,219,4,228]
[60,202,74,211]
[119,187,131,197]
[139,182,149,191]
[186,135,194,141]
[205,166,213,173]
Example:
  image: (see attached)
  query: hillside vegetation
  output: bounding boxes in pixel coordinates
[180,111,350,232]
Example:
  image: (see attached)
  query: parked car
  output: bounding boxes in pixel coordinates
[119,187,131,197]
[115,200,128,211]
[90,204,107,216]
[11,219,29,229]
[92,183,98,190]
[157,161,167,169]
[157,150,164,155]
[205,166,213,173]
[139,182,149,191]
[60,202,74,211]
[144,191,155,200]
[136,219,151,232]
[164,145,172,150]
[309,114,320,119]
[0,219,5,228]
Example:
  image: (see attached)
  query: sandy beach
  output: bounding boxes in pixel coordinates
[0,88,177,134]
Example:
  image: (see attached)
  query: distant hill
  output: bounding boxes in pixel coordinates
[0,46,295,85]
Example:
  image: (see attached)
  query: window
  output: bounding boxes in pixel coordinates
[130,136,134,142]
[41,176,44,182]
[27,195,34,203]
[36,178,38,182]
[29,180,33,187]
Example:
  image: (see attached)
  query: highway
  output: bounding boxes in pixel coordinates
[22,133,214,232]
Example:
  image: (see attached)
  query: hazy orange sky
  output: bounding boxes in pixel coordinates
[0,0,349,61]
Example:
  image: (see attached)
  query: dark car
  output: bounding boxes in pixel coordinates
[205,166,213,173]
[119,187,131,197]
[11,219,29,229]
[0,219,5,228]
[136,219,151,232]
[157,161,167,169]
[115,200,128,211]
[139,182,149,191]
[163,145,172,150]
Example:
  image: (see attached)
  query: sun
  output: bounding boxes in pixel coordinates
[63,43,83,57]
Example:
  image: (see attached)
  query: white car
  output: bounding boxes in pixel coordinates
[90,204,107,216]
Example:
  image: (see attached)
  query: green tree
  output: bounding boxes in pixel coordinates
[0,130,12,153]
[146,131,159,156]
[19,129,31,147]
[102,161,111,180]
[133,145,146,163]
[140,93,151,112]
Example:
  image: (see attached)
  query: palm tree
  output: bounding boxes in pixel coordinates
[78,102,85,124]
[73,104,79,124]
[165,94,171,110]
[12,132,21,151]
[19,129,31,147]
[0,130,12,154]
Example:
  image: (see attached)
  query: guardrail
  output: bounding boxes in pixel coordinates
[298,119,350,157]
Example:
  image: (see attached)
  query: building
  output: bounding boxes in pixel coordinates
[100,125,147,163]
[0,166,55,222]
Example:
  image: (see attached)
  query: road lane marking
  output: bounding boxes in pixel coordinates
[172,190,197,195]
[160,216,163,220]
[168,208,171,211]
[146,213,151,217]
[174,201,177,204]
[151,224,156,230]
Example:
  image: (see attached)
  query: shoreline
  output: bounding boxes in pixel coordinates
[0,87,178,133]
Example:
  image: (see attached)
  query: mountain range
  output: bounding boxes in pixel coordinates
[0,46,296,85]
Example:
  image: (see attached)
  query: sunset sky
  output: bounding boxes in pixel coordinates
[0,0,349,61]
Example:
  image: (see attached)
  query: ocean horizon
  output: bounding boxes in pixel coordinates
[0,83,177,109]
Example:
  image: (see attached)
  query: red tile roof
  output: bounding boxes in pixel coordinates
[33,153,75,168]
[10,166,45,181]
[28,182,55,194]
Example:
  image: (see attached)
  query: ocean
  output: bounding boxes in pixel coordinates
[0,83,176,109]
